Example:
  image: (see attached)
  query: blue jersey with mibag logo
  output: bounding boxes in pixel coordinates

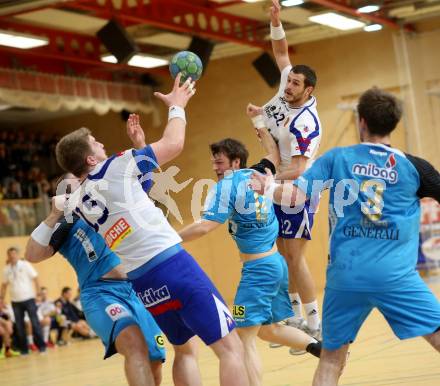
[202,168,278,254]
[294,143,436,291]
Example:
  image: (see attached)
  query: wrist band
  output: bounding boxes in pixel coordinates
[31,221,54,246]
[251,115,265,129]
[168,105,186,123]
[270,23,286,40]
[265,181,279,200]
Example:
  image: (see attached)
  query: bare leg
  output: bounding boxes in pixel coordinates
[312,345,349,386]
[150,360,163,386]
[258,323,316,351]
[210,330,250,386]
[115,325,156,386]
[423,328,440,352]
[237,326,262,386]
[173,336,202,386]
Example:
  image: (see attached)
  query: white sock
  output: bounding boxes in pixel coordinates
[43,325,50,343]
[289,293,303,319]
[27,335,34,345]
[304,300,320,330]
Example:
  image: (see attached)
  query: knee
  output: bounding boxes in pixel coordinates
[150,361,163,386]
[116,325,149,358]
[257,325,275,341]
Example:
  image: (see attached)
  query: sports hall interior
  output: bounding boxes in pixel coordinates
[0,1,440,385]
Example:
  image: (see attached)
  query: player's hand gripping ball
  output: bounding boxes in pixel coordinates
[169,51,203,83]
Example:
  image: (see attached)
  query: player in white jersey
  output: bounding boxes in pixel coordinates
[251,0,323,343]
[55,74,249,386]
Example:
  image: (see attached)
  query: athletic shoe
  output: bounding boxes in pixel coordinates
[45,341,55,348]
[286,318,308,355]
[306,324,322,341]
[286,317,308,332]
[0,348,5,359]
[5,348,20,358]
[28,343,38,352]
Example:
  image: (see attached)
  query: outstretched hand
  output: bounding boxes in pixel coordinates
[270,0,281,25]
[154,73,196,108]
[127,113,146,149]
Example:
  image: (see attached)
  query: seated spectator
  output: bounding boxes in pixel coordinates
[57,287,93,339]
[37,287,56,348]
[0,301,20,359]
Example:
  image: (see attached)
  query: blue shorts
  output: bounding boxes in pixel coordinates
[81,280,166,361]
[274,199,315,239]
[323,277,440,351]
[129,245,235,346]
[233,252,293,327]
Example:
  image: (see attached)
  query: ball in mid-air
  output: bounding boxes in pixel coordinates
[169,51,203,83]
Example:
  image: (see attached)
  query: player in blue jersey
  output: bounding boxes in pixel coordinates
[178,106,321,386]
[251,88,440,385]
[24,176,165,386]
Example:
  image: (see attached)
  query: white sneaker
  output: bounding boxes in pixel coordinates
[289,347,307,355]
[306,324,322,340]
[286,317,308,332]
[286,318,308,355]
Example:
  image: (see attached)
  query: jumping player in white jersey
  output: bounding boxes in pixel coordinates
[252,0,323,341]
[54,74,249,386]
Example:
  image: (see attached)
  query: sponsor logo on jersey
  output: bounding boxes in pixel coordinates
[352,161,398,184]
[105,303,130,321]
[369,149,388,157]
[233,305,246,319]
[138,286,171,307]
[343,225,400,240]
[105,218,132,249]
[155,334,165,348]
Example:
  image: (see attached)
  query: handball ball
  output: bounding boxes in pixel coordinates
[169,51,203,83]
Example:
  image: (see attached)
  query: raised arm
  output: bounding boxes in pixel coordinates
[247,103,280,168]
[148,73,196,166]
[270,0,291,72]
[25,196,65,263]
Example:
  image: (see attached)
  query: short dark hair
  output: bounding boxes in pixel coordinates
[61,287,71,295]
[210,138,249,168]
[55,128,92,177]
[7,246,18,254]
[291,65,317,88]
[357,87,402,136]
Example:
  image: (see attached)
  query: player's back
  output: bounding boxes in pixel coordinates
[317,143,421,291]
[56,216,121,290]
[204,169,278,255]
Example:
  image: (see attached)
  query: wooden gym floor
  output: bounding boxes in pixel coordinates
[2,281,439,386]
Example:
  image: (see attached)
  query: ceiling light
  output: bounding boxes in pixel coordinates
[0,30,48,49]
[358,5,380,13]
[363,24,383,32]
[309,12,365,30]
[281,0,304,6]
[101,55,118,64]
[128,55,168,69]
[101,54,168,69]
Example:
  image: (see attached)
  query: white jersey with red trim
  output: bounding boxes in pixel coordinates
[262,65,322,172]
[71,146,181,273]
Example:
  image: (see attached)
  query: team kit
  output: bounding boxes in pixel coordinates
[25,1,440,386]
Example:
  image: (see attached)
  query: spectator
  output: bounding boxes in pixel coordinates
[37,287,56,348]
[0,247,46,354]
[0,300,20,359]
[57,287,93,339]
